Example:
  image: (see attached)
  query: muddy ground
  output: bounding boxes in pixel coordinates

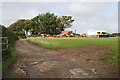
[3,40,118,78]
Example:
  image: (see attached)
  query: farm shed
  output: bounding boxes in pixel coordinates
[88,30,110,38]
[61,31,75,37]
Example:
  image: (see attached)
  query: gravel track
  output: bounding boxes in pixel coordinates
[3,40,118,78]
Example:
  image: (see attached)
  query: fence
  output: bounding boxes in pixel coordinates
[0,37,8,51]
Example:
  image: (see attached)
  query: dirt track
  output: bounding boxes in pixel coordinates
[3,40,118,78]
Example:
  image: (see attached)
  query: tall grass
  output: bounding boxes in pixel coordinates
[2,45,16,72]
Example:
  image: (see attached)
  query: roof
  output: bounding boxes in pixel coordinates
[88,30,107,32]
[61,31,73,33]
[88,30,107,35]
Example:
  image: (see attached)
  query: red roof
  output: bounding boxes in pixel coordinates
[61,31,73,35]
[61,31,73,33]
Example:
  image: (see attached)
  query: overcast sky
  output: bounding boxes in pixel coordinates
[1,1,118,34]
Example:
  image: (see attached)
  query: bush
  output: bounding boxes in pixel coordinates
[14,31,26,39]
[2,45,16,71]
[0,25,18,71]
[1,25,19,44]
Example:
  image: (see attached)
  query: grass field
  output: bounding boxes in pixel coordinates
[28,37,119,68]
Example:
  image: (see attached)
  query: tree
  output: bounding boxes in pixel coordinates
[30,12,58,35]
[8,19,31,37]
[30,12,74,35]
[57,16,74,31]
[110,33,120,37]
[8,12,74,36]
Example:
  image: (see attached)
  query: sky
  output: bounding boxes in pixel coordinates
[0,1,118,34]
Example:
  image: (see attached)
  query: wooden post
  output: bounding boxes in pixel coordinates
[6,38,8,49]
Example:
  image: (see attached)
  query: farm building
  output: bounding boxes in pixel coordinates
[25,30,32,36]
[88,30,110,38]
[61,31,75,37]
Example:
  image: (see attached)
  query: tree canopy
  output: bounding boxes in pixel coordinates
[8,12,74,36]
[8,19,31,38]
[8,19,31,31]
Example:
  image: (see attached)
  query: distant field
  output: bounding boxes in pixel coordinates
[28,37,118,67]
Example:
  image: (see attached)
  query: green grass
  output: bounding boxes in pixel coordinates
[2,45,16,72]
[28,37,118,68]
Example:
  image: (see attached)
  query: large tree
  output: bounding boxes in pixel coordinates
[30,12,58,35]
[30,12,74,35]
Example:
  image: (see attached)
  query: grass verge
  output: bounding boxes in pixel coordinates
[2,45,16,72]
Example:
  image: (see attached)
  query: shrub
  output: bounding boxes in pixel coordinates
[0,25,18,60]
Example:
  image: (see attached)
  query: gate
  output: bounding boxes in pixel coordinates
[0,37,8,51]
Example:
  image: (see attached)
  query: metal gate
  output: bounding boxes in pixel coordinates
[0,37,8,51]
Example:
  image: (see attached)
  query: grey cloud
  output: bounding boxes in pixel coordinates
[62,2,118,34]
[2,2,57,26]
[1,2,118,34]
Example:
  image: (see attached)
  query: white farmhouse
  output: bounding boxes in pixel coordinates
[88,30,109,38]
[25,30,32,36]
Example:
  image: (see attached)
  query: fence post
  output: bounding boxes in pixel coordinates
[6,38,8,49]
